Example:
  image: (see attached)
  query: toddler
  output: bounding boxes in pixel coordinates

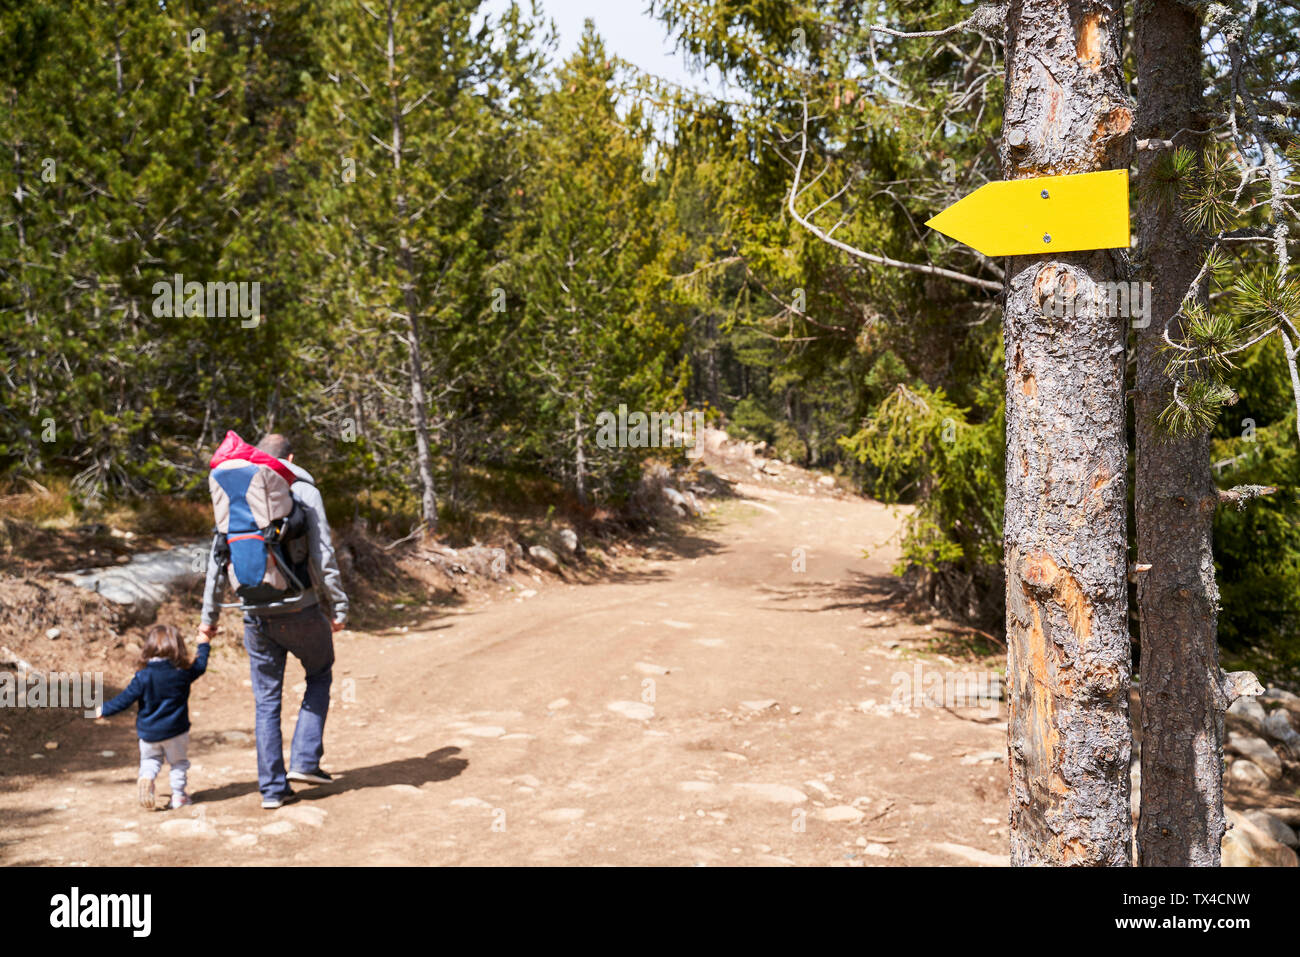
[98,623,210,809]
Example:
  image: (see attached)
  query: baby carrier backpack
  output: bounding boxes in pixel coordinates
[208,431,310,610]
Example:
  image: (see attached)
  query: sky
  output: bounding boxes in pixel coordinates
[480,0,724,94]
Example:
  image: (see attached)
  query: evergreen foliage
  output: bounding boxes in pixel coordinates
[2,0,1297,681]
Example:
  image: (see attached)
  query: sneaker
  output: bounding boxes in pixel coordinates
[137,778,155,810]
[170,793,192,810]
[261,790,294,810]
[287,769,333,786]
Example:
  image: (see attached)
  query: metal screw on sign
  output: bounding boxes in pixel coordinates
[1043,234,1052,244]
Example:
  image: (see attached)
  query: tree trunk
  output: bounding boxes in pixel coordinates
[1134,0,1222,866]
[574,408,588,506]
[403,280,439,530]
[449,423,461,509]
[387,0,439,532]
[1002,0,1134,866]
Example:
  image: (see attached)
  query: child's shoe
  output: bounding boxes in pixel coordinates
[137,777,155,810]
[170,793,192,810]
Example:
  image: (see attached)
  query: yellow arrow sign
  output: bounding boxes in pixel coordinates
[925,169,1130,257]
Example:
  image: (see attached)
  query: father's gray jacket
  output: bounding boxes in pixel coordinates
[201,459,349,625]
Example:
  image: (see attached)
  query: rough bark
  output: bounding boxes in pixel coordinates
[1134,0,1222,867]
[387,0,439,531]
[1002,0,1134,866]
[574,408,588,506]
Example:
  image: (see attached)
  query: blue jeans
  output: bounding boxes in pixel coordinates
[243,605,334,799]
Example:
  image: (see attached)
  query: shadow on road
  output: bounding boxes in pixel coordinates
[191,746,468,804]
[0,801,62,864]
[754,570,906,613]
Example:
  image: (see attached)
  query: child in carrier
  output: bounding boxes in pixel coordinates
[97,623,210,810]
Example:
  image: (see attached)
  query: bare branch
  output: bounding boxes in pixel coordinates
[870,3,1008,40]
[1217,484,1278,508]
[787,97,1002,294]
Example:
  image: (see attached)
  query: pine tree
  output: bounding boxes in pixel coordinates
[1133,0,1224,868]
[1000,0,1134,865]
[504,23,687,503]
[293,0,510,531]
[1131,0,1297,863]
[0,0,264,499]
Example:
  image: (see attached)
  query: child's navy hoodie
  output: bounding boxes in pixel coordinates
[101,644,210,742]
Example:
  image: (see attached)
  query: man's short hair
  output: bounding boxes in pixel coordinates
[257,433,292,460]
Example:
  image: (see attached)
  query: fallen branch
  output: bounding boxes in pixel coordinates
[383,523,428,551]
[945,624,1006,650]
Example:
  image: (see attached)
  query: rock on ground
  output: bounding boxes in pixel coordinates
[729,783,808,805]
[1228,759,1271,787]
[607,700,654,720]
[57,546,207,624]
[158,817,218,838]
[1226,732,1283,780]
[280,805,327,828]
[1228,695,1268,730]
[929,842,1008,867]
[1222,808,1299,867]
[1263,687,1300,703]
[527,545,560,571]
[816,805,864,823]
[662,486,694,517]
[539,808,585,823]
[1243,810,1299,849]
[961,750,1004,765]
[1262,709,1300,760]
[1263,807,1300,828]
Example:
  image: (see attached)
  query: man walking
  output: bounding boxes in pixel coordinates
[200,432,349,809]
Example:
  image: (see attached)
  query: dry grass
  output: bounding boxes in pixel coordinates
[0,475,212,538]
[115,496,213,537]
[0,476,79,526]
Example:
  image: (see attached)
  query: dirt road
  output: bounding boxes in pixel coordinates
[1,475,1011,866]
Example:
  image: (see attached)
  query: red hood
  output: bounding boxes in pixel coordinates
[208,430,297,485]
